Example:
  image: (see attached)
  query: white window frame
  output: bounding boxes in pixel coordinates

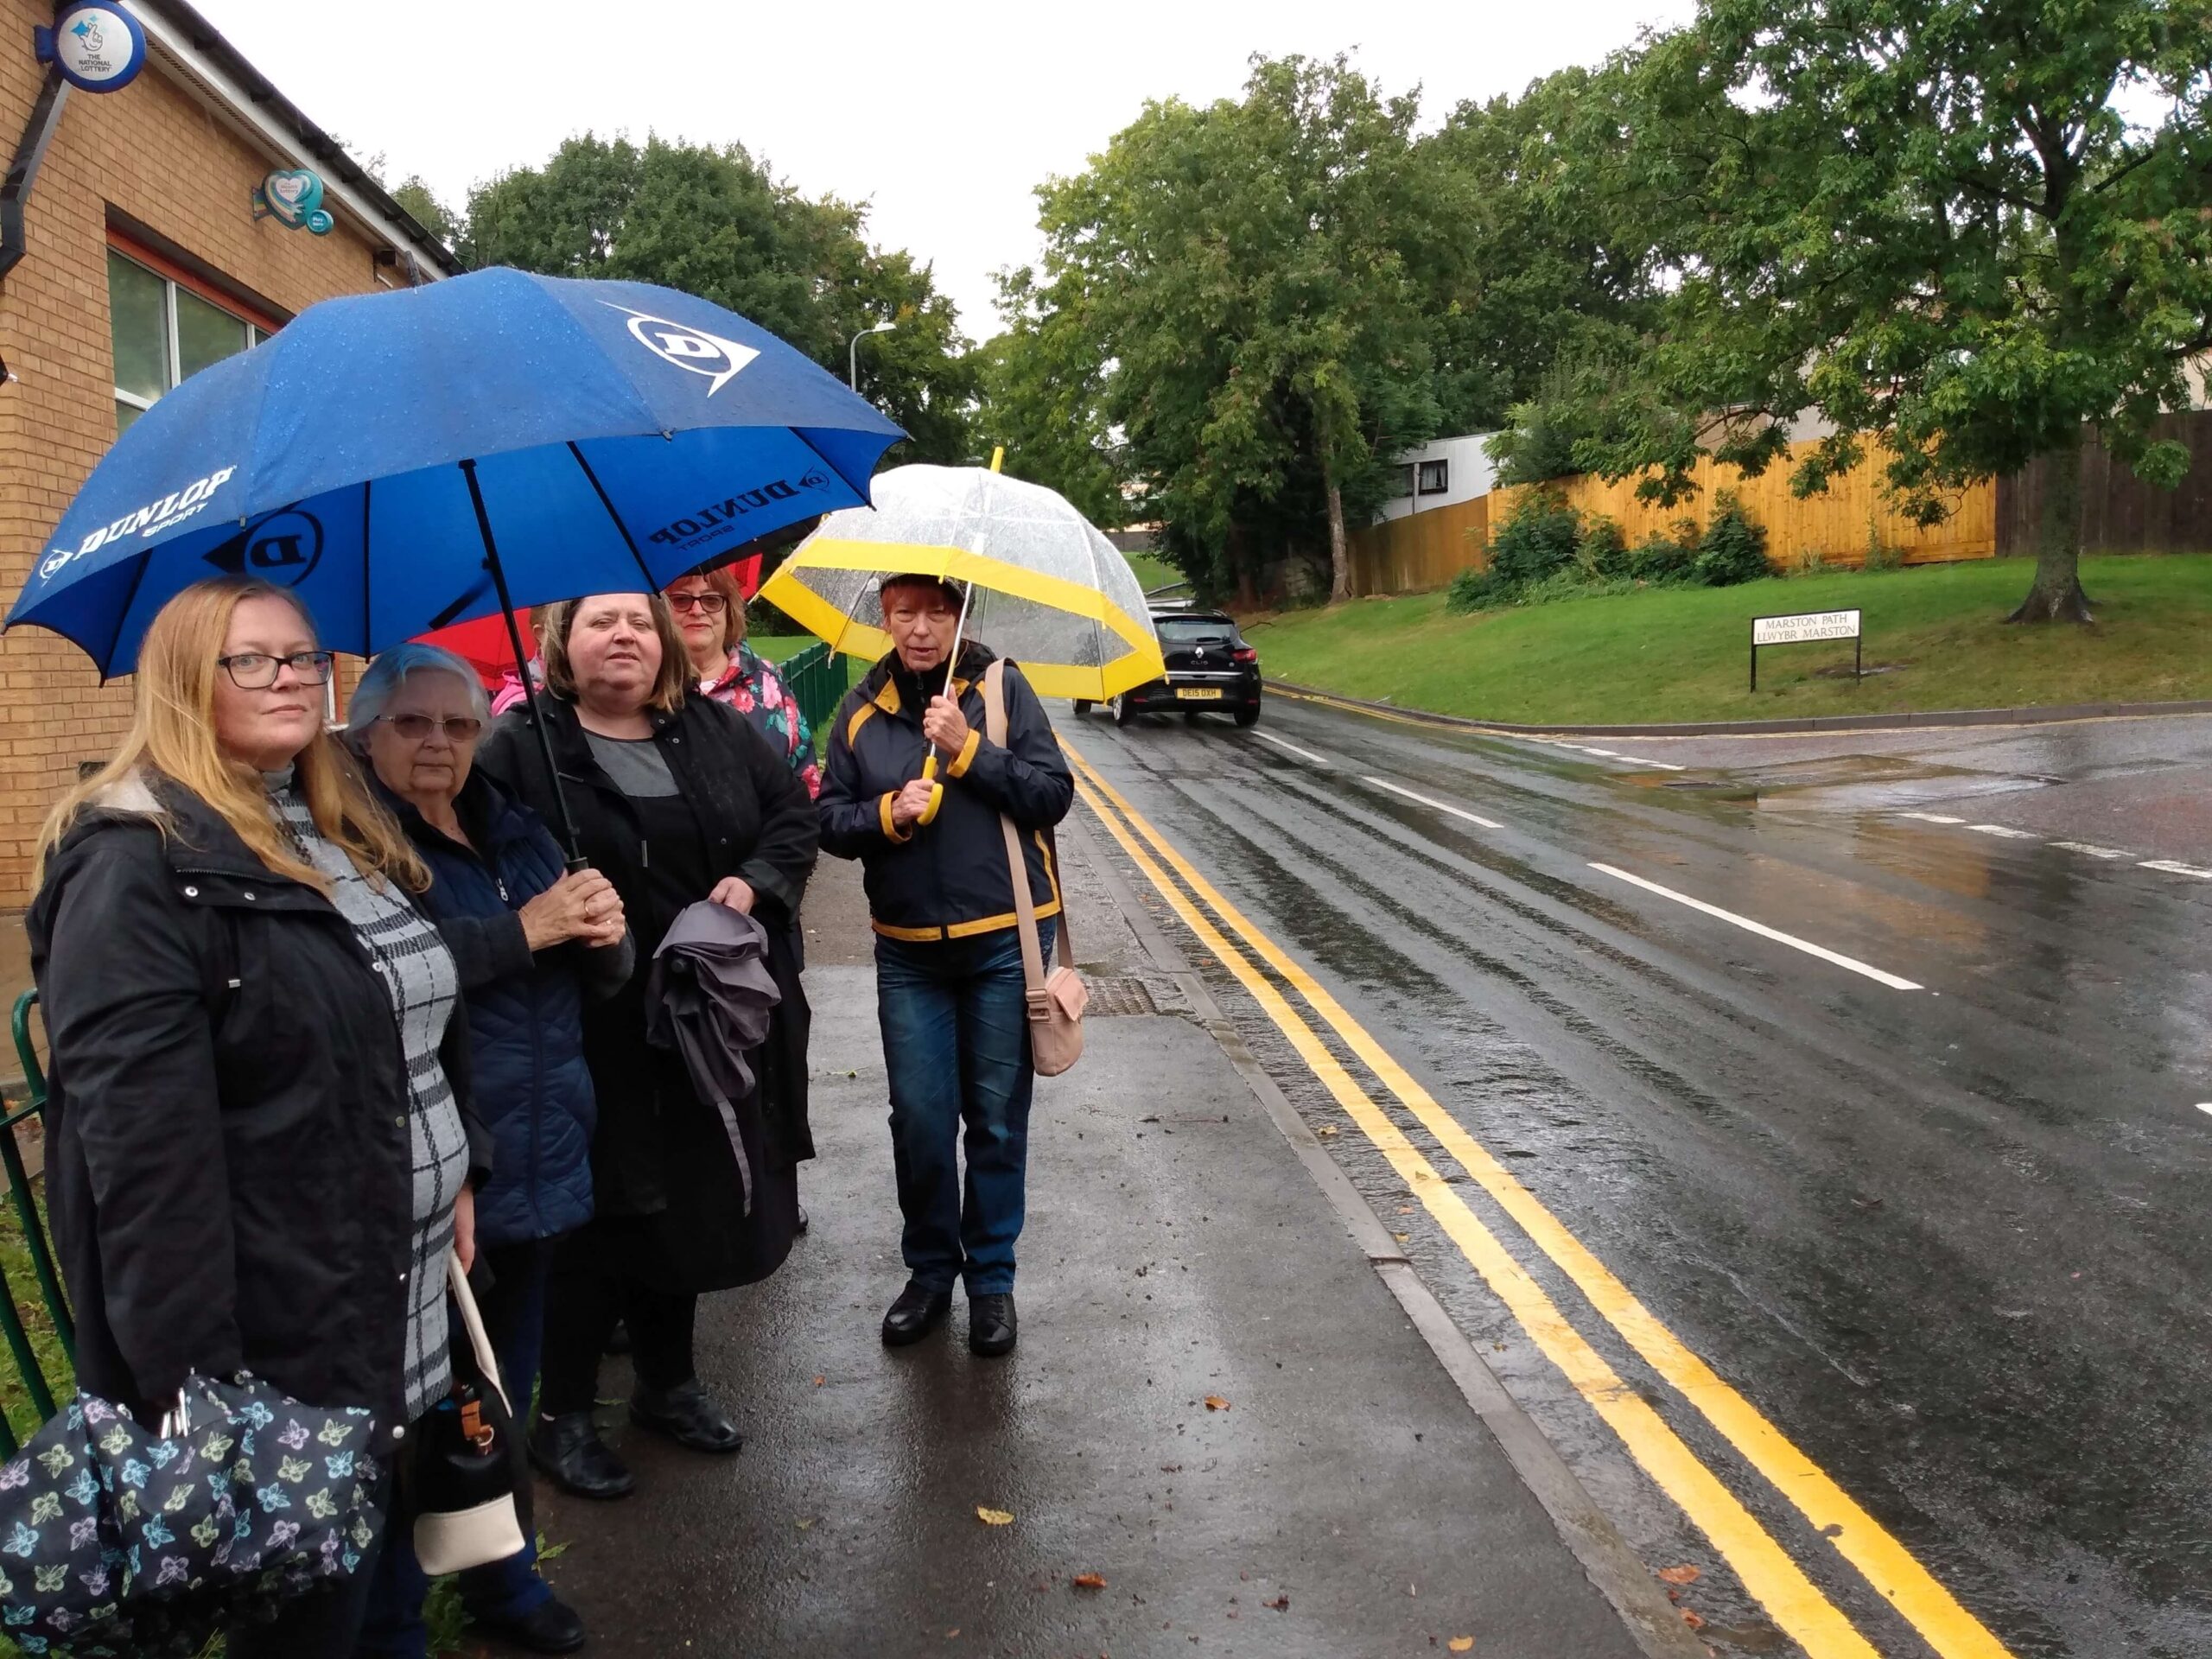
[111,251,264,420]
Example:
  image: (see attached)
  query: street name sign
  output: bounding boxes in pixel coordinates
[1751,608,1861,689]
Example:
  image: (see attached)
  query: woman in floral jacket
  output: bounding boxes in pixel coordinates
[663,566,822,800]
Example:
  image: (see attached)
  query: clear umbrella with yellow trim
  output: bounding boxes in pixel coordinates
[759,461,1166,707]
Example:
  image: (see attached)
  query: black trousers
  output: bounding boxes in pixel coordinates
[537,1216,698,1417]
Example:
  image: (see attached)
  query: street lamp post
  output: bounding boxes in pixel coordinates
[849,320,895,392]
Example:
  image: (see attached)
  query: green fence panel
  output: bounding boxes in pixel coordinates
[780,641,859,742]
[1,992,73,1455]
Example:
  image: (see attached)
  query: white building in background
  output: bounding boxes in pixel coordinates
[1376,433,1497,521]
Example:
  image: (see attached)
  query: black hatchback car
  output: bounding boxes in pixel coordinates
[1077,610,1263,727]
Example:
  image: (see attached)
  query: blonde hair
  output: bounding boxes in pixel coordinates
[35,578,429,894]
[665,564,748,655]
[536,592,689,714]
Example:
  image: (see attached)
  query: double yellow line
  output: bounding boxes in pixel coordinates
[1064,737,2012,1659]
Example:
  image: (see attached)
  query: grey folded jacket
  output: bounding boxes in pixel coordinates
[644,899,783,1215]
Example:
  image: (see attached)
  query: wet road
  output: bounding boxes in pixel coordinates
[1059,697,2212,1659]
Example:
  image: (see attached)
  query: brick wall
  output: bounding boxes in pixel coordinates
[0,0,405,906]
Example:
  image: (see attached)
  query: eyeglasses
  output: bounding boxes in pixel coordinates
[217,651,335,689]
[668,592,728,614]
[375,714,484,742]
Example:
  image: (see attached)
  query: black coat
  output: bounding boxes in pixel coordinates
[818,645,1074,942]
[25,772,486,1440]
[476,693,817,1293]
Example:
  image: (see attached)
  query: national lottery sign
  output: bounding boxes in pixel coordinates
[1751,609,1861,646]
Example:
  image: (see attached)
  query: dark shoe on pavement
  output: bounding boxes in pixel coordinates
[470,1593,588,1655]
[630,1378,745,1455]
[527,1412,634,1502]
[604,1318,632,1356]
[880,1282,952,1346]
[969,1293,1017,1357]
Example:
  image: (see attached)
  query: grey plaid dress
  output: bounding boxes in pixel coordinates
[269,775,468,1421]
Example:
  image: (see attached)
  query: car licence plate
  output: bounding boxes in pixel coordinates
[1175,687,1224,701]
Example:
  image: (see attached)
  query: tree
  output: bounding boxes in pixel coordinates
[990,56,1462,601]
[1583,0,2212,621]
[461,135,981,465]
[390,175,458,251]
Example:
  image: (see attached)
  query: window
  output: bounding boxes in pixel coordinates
[1417,459,1450,496]
[1391,463,1416,499]
[109,250,266,435]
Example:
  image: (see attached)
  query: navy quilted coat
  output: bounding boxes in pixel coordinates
[379,770,628,1249]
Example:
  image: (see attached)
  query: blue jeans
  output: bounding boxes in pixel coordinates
[357,1239,557,1658]
[875,925,1048,1296]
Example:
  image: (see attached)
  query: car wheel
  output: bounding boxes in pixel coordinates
[1072,699,1092,715]
[1110,694,1134,727]
[1234,703,1261,728]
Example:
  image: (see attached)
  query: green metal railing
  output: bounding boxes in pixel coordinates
[1,991,72,1455]
[779,641,856,743]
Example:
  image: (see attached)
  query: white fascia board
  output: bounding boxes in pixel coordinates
[122,2,448,279]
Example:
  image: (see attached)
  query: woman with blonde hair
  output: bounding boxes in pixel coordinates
[27,576,488,1659]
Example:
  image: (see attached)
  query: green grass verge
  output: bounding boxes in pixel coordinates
[1124,550,1184,596]
[1241,554,2212,725]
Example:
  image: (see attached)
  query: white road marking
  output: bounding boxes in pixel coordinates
[1900,812,1967,824]
[1588,862,1925,991]
[1544,741,1687,772]
[2139,859,2212,880]
[2050,842,2133,861]
[1580,747,1623,758]
[1251,731,1332,766]
[1967,823,2039,839]
[1362,776,1504,830]
[2196,1103,2212,1117]
[1614,755,1688,772]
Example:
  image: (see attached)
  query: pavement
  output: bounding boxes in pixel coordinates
[515,836,1685,1659]
[1059,696,2212,1659]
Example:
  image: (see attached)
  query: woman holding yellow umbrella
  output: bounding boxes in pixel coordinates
[773,464,1160,1357]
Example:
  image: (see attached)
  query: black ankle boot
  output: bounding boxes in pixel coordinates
[527,1412,634,1501]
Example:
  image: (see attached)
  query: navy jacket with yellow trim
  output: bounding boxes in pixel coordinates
[818,645,1074,941]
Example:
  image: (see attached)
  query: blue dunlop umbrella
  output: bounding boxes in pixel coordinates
[5,267,904,848]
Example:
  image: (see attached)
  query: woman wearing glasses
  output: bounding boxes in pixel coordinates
[345,642,632,1656]
[26,578,486,1659]
[664,566,821,798]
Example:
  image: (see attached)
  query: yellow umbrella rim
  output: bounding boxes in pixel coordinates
[760,538,1167,701]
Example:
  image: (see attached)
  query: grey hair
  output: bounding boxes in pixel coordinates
[345,642,491,751]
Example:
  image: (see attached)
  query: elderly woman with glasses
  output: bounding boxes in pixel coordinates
[663,565,821,798]
[346,642,632,1658]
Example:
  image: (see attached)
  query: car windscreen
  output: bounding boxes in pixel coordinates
[1155,618,1236,644]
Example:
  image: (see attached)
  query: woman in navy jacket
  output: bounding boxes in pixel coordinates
[349,643,632,1658]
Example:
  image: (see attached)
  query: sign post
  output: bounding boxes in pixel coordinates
[1750,608,1861,690]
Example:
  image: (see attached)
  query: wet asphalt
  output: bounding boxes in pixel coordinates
[517,840,1653,1659]
[1057,696,2212,1659]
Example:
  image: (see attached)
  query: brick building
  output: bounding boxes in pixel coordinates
[0,0,455,908]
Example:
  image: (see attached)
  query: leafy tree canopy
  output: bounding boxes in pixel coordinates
[461,134,981,465]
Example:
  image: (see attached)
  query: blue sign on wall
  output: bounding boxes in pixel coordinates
[35,4,149,94]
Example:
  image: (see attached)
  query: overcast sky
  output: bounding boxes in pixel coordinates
[190,1,1696,339]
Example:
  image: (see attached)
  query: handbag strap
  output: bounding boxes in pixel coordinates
[982,662,1074,995]
[445,1253,512,1418]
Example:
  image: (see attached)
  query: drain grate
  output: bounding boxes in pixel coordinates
[1084,975,1159,1017]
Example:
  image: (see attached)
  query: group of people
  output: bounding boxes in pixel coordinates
[23,563,1074,1656]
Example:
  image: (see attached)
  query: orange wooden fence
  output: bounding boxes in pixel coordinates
[1345,441,1998,597]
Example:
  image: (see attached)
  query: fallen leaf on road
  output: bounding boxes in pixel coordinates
[976,1507,1014,1526]
[1203,1395,1230,1411]
[1394,1233,1411,1243]
[1681,1610,1706,1630]
[1264,1595,1289,1611]
[1315,1125,1340,1138]
[794,1517,817,1530]
[1398,1205,1415,1214]
[811,1376,826,1387]
[1448,1640,1475,1653]
[1657,1565,1700,1586]
[1072,1573,1108,1590]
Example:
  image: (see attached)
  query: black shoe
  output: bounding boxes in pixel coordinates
[969,1293,1017,1357]
[470,1592,588,1655]
[880,1282,952,1346]
[604,1318,632,1357]
[630,1379,745,1455]
[528,1412,634,1501]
